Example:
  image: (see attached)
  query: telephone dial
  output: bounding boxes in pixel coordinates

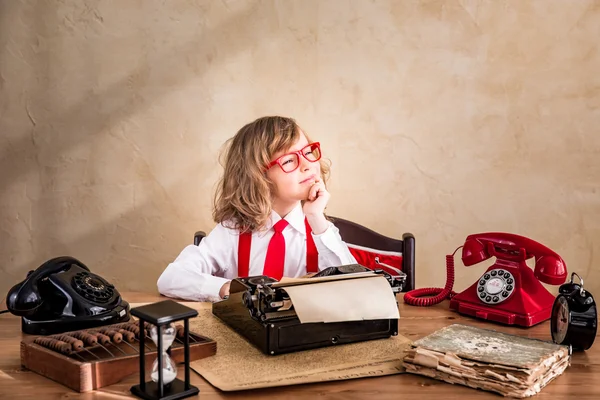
[404,232,568,327]
[6,256,130,335]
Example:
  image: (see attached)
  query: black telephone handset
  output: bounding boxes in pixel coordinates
[6,256,130,335]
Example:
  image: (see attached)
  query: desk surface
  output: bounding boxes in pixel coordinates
[1,292,599,399]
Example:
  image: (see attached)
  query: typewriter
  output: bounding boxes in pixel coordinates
[212,264,405,355]
[311,263,407,293]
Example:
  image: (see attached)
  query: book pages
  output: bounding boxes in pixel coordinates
[402,324,570,398]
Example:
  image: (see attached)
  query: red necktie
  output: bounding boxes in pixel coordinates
[263,219,289,280]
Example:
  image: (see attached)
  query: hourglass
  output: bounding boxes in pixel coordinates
[130,300,199,400]
[150,323,177,385]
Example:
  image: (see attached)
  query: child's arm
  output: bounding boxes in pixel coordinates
[302,179,356,267]
[156,224,236,302]
[303,179,329,234]
[311,222,358,268]
[302,180,356,270]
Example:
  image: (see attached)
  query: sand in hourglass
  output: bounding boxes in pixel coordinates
[150,323,178,384]
[151,369,177,383]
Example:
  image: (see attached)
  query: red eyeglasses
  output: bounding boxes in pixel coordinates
[266,142,322,173]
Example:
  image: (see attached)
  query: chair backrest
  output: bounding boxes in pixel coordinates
[328,216,415,292]
[192,217,416,292]
[194,231,206,246]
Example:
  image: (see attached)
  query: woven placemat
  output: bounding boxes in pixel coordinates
[184,304,411,391]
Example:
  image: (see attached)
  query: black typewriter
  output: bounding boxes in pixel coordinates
[212,264,404,355]
[311,263,407,292]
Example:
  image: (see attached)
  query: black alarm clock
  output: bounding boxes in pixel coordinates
[551,272,597,351]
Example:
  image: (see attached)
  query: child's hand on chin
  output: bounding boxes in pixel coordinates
[302,180,330,234]
[302,180,329,215]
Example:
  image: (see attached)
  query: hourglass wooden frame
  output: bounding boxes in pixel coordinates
[130,300,199,400]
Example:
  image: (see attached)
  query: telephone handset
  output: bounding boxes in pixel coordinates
[404,232,568,327]
[6,256,130,335]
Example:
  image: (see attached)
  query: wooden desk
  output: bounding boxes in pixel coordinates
[1,292,599,399]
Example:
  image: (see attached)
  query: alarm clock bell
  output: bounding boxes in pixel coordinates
[551,272,597,351]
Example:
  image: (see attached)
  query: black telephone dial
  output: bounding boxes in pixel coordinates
[6,256,130,335]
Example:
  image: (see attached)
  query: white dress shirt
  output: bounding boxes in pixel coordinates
[157,204,357,302]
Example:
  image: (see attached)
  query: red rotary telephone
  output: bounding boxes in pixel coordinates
[404,232,568,327]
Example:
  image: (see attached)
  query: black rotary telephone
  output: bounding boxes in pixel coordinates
[6,256,130,335]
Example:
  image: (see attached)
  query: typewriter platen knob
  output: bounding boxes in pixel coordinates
[242,291,253,309]
[242,290,260,320]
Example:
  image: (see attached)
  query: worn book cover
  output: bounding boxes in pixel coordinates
[403,324,570,398]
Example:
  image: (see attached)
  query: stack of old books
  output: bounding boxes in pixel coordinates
[403,324,570,398]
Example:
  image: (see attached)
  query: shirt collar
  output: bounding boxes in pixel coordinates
[268,203,306,235]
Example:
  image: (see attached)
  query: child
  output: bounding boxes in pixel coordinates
[157,116,357,302]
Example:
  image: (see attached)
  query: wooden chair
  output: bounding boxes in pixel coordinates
[327,216,415,292]
[193,216,415,292]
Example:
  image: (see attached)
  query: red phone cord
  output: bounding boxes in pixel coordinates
[404,253,457,306]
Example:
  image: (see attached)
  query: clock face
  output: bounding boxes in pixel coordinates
[552,296,570,344]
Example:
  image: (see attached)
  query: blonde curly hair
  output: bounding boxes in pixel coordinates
[212,116,330,232]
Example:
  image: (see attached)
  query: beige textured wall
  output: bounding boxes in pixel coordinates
[1,0,599,301]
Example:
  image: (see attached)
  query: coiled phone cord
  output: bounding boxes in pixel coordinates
[403,246,461,306]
